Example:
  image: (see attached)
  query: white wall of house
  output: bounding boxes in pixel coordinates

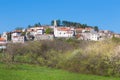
[11,33,21,40]
[114,34,120,38]
[29,29,44,36]
[28,27,44,31]
[36,29,44,35]
[54,27,75,38]
[12,33,21,37]
[12,36,24,43]
[35,34,54,40]
[81,33,91,40]
[90,33,99,41]
[11,32,24,43]
[81,32,99,41]
[0,40,7,45]
[1,32,7,41]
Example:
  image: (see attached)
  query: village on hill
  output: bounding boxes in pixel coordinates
[0,20,120,49]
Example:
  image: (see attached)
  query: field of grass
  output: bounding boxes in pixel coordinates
[0,63,119,80]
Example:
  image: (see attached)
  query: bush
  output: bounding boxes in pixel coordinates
[2,39,120,77]
[60,40,120,76]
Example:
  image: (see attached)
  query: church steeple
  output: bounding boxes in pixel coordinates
[54,20,57,27]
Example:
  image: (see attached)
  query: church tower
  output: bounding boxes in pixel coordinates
[54,20,57,27]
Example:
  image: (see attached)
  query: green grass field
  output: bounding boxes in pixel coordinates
[0,63,119,80]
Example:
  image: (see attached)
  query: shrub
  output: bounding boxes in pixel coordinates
[60,40,120,76]
[3,39,120,77]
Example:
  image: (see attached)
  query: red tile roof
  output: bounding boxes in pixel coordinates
[57,27,71,31]
[85,27,93,31]
[13,30,22,33]
[0,38,6,41]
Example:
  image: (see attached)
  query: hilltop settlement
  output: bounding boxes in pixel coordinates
[0,20,120,49]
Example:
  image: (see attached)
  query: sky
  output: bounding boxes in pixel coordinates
[0,0,120,33]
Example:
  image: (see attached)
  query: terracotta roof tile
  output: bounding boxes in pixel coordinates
[57,27,71,31]
[0,38,6,41]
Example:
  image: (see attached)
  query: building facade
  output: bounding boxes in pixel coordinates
[54,27,75,38]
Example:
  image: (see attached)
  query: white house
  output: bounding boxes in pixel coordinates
[114,34,120,38]
[27,27,44,36]
[27,27,44,35]
[90,33,99,41]
[0,38,7,49]
[35,34,54,41]
[1,32,7,41]
[11,32,21,40]
[12,36,24,43]
[0,38,7,45]
[81,33,91,40]
[82,27,94,33]
[26,27,44,40]
[75,27,100,41]
[54,27,75,38]
[11,31,24,43]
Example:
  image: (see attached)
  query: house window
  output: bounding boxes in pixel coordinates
[32,29,34,31]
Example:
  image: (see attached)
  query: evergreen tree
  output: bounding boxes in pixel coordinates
[94,26,99,32]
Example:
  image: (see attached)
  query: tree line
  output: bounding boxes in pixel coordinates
[51,20,99,31]
[13,20,99,32]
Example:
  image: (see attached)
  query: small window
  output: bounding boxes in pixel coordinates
[32,29,34,31]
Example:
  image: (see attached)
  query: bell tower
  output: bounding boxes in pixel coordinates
[54,20,57,27]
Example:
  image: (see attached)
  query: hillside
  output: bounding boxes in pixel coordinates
[0,38,120,77]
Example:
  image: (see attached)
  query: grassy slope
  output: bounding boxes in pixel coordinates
[0,63,119,80]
